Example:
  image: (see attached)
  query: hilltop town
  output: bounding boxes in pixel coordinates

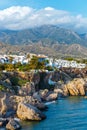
[0,53,86,71]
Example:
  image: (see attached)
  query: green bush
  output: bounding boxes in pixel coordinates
[10,77,19,86]
[18,79,28,86]
[0,85,5,91]
[10,76,28,87]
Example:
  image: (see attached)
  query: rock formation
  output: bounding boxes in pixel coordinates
[6,119,21,130]
[18,82,35,96]
[46,92,58,101]
[17,103,46,120]
[63,78,85,96]
[1,94,7,115]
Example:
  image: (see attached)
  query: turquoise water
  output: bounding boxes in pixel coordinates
[21,97,87,130]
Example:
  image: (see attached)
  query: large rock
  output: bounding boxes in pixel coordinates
[54,88,64,97]
[33,93,47,110]
[10,95,46,110]
[63,78,85,96]
[74,78,85,95]
[17,103,46,121]
[18,82,35,96]
[39,89,49,100]
[46,92,58,101]
[33,92,42,102]
[54,88,63,94]
[39,90,58,101]
[6,119,21,130]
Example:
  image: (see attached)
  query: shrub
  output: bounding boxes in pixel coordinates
[10,76,28,86]
[0,85,5,91]
[10,77,19,86]
[18,79,28,86]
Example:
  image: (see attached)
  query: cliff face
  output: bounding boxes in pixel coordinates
[0,68,87,93]
[0,69,87,129]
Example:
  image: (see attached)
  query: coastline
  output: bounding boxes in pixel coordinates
[0,68,87,129]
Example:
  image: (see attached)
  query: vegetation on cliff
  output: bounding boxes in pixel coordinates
[0,56,53,72]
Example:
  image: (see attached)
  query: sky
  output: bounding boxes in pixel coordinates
[0,0,87,32]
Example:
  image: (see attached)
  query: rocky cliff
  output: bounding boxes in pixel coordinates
[0,69,87,129]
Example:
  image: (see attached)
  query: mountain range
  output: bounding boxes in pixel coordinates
[0,25,87,57]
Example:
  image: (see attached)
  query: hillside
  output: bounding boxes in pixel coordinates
[0,42,87,58]
[0,25,86,46]
[0,25,87,57]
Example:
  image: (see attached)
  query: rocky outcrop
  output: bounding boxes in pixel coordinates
[39,89,49,101]
[54,88,64,97]
[10,95,46,110]
[6,119,21,130]
[17,103,46,121]
[0,70,86,129]
[33,92,42,102]
[51,71,72,84]
[54,88,63,94]
[18,82,35,96]
[1,94,7,115]
[46,92,58,101]
[63,78,85,96]
[39,89,58,101]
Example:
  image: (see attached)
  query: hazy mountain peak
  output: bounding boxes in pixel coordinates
[0,25,86,47]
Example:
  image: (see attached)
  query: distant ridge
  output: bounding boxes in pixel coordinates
[0,25,87,57]
[0,25,86,46]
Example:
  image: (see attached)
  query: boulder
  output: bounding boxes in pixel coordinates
[33,92,42,102]
[54,88,64,97]
[46,92,58,101]
[39,89,49,100]
[63,78,85,96]
[6,119,21,130]
[65,82,79,96]
[10,95,46,110]
[17,103,46,121]
[39,90,58,101]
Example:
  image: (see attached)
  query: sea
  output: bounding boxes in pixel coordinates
[21,97,87,130]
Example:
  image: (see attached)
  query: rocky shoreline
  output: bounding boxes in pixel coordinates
[0,68,87,129]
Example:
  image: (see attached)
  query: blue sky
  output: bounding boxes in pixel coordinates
[0,0,87,32]
[0,0,87,16]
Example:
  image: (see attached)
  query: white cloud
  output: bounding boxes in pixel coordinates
[44,7,54,11]
[0,6,87,32]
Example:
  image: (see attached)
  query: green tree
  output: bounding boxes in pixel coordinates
[29,56,45,70]
[8,56,14,63]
